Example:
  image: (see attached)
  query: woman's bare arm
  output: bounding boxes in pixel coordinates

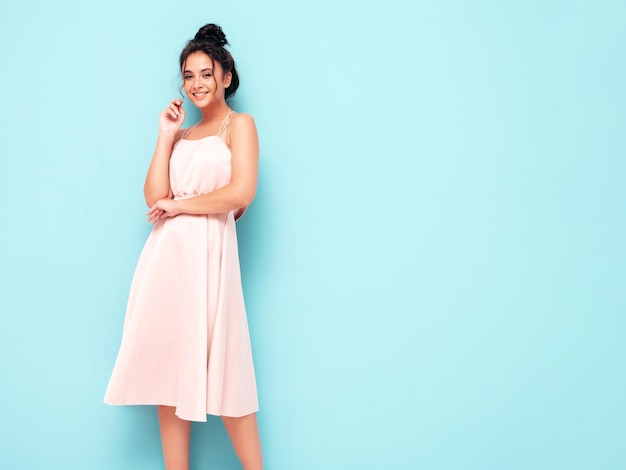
[144,100,185,207]
[146,113,259,222]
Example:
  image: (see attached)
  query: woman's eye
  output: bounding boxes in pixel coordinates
[203,73,212,78]
[184,75,192,80]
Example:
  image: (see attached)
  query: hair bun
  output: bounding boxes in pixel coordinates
[194,24,228,47]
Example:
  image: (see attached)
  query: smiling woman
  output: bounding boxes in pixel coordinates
[103,23,263,470]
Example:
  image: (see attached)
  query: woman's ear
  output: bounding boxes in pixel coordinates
[223,71,233,89]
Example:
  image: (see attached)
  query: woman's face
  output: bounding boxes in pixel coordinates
[182,51,232,108]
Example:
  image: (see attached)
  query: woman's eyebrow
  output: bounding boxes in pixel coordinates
[182,67,214,74]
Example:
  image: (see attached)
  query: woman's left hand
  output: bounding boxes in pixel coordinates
[146,199,180,224]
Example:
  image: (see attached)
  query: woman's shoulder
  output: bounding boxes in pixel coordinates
[225,111,258,149]
[229,111,257,135]
[230,111,256,126]
[171,127,188,143]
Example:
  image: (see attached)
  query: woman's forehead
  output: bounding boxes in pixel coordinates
[183,51,218,71]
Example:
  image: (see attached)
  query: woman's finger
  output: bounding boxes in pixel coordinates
[167,106,179,120]
[146,207,159,223]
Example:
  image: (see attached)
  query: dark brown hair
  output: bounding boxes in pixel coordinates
[179,24,240,99]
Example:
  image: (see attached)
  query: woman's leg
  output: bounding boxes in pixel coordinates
[222,413,263,470]
[157,405,192,470]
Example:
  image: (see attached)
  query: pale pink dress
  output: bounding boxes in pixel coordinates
[104,114,258,422]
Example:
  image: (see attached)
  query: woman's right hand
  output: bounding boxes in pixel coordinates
[158,99,186,137]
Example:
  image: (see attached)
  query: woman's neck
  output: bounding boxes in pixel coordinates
[200,104,232,122]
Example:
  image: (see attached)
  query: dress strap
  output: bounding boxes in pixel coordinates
[217,110,233,136]
[180,121,200,140]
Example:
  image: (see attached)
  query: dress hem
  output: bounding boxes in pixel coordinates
[103,399,259,422]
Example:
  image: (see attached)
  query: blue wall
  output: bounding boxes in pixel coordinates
[1,1,625,469]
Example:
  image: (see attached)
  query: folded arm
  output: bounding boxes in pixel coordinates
[146,113,259,223]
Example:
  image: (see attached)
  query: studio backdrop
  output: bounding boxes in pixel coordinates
[1,0,625,469]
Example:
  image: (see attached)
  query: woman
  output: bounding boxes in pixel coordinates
[105,24,263,470]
